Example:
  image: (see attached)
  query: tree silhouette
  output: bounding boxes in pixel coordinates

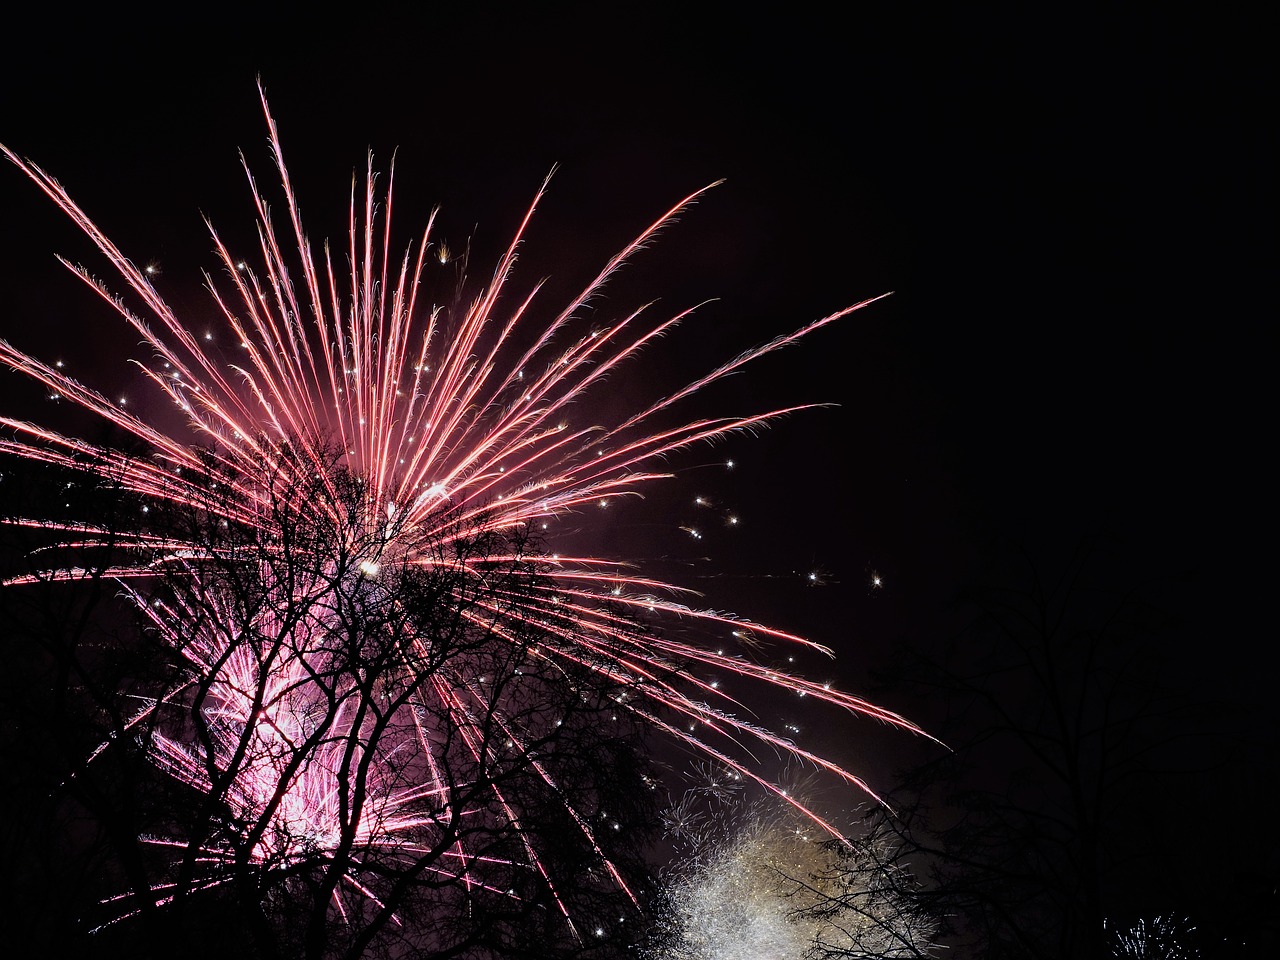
[1,446,660,959]
[875,539,1210,960]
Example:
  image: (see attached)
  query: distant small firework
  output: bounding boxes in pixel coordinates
[1107,915,1201,959]
[1,83,927,934]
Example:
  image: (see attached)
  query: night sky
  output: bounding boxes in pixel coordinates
[1,0,1273,945]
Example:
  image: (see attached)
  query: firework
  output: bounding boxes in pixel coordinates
[1,83,926,943]
[1106,915,1201,960]
[648,794,937,959]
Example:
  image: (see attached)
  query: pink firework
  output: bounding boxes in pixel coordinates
[0,85,926,942]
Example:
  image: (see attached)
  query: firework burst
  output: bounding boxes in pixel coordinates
[648,793,937,959]
[1,83,927,943]
[1106,915,1201,959]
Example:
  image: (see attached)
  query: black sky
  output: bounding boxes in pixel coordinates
[1,0,1273,927]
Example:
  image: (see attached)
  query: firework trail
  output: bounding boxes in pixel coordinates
[0,84,927,937]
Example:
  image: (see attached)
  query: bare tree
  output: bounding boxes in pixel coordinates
[875,539,1208,960]
[2,446,660,959]
[788,817,939,959]
[0,451,189,958]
